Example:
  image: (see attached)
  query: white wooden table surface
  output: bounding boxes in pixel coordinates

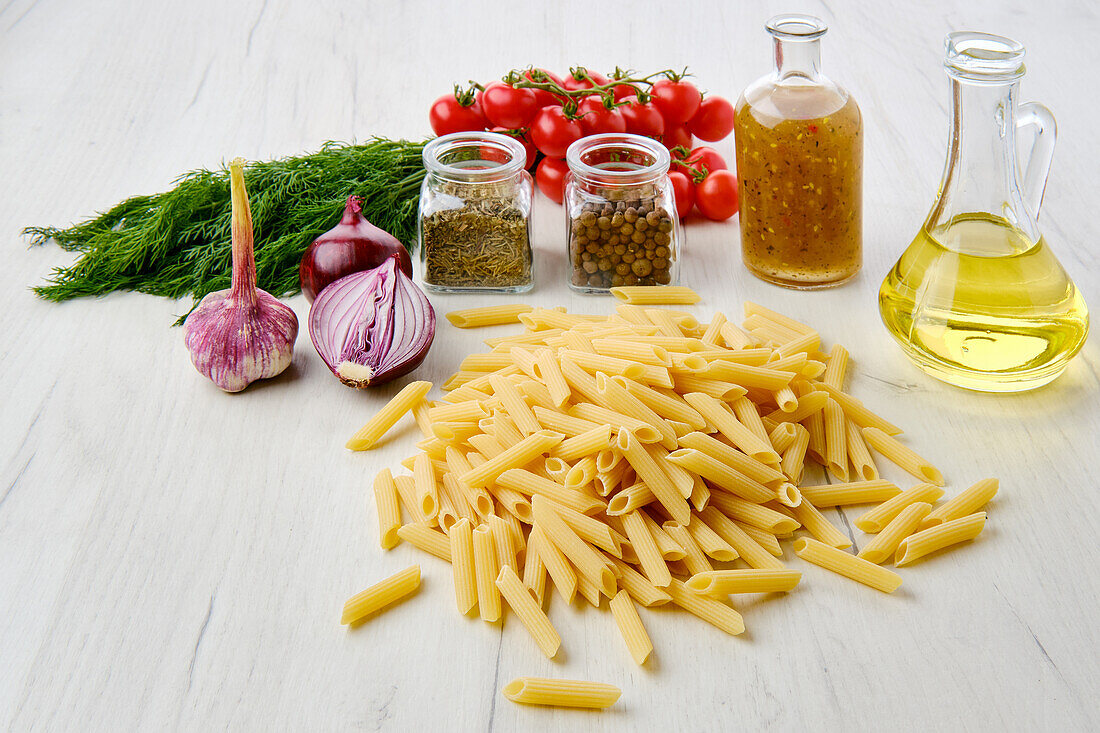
[2,0,1097,730]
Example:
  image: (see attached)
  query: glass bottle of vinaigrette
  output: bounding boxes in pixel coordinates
[735,14,862,288]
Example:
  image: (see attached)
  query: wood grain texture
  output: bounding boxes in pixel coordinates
[1,0,1097,729]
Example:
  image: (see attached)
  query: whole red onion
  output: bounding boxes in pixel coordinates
[299,195,413,301]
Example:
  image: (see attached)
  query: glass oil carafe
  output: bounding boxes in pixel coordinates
[879,32,1088,392]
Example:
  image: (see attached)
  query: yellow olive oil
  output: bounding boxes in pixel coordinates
[879,214,1089,391]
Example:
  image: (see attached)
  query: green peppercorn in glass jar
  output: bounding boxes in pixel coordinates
[419,131,534,293]
[564,134,683,293]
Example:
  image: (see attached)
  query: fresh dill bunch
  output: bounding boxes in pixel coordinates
[26,138,427,322]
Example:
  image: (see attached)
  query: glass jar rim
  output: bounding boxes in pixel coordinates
[766,14,827,40]
[565,133,670,185]
[944,31,1025,82]
[422,131,527,183]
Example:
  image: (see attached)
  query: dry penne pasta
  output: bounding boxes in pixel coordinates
[816,383,903,435]
[780,425,810,483]
[855,483,945,533]
[794,538,902,593]
[609,590,653,665]
[340,565,421,625]
[790,500,852,549]
[617,430,691,524]
[857,502,934,564]
[666,449,774,504]
[373,468,402,550]
[699,507,785,570]
[707,493,800,534]
[472,524,502,622]
[845,417,878,481]
[449,518,477,614]
[447,304,534,328]
[397,523,451,562]
[522,529,549,605]
[412,452,439,521]
[346,381,432,450]
[552,424,614,462]
[896,512,987,566]
[686,569,802,596]
[663,521,712,575]
[460,430,563,489]
[799,479,902,507]
[862,427,945,486]
[823,397,848,481]
[503,677,621,709]
[622,510,671,587]
[496,565,561,658]
[921,478,998,529]
[611,285,701,304]
[666,579,745,635]
[822,343,849,389]
[531,495,616,597]
[685,516,739,561]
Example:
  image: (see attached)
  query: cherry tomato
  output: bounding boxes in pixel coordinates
[529,106,584,159]
[618,96,665,137]
[668,170,695,219]
[490,127,538,169]
[523,68,565,108]
[429,94,487,136]
[577,97,627,135]
[611,82,638,101]
[562,69,609,92]
[695,169,739,221]
[651,79,702,125]
[535,157,570,204]
[481,81,539,129]
[660,125,693,152]
[674,145,727,177]
[688,96,736,142]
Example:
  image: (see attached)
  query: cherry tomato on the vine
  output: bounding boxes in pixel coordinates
[562,69,609,92]
[481,81,539,129]
[673,146,727,177]
[660,125,693,152]
[687,96,736,142]
[523,68,565,108]
[535,157,570,204]
[490,127,538,169]
[618,96,665,137]
[695,169,739,221]
[668,170,695,219]
[429,94,487,136]
[611,82,638,101]
[576,96,627,135]
[651,79,702,125]
[529,106,584,159]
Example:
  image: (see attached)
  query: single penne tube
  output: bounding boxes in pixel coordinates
[669,352,710,374]
[645,442,693,498]
[774,331,821,358]
[766,351,809,373]
[440,384,493,405]
[855,483,945,533]
[822,343,849,389]
[436,488,460,533]
[557,355,605,404]
[544,456,572,482]
[591,338,672,366]
[621,510,671,587]
[551,424,614,463]
[565,455,598,489]
[534,348,571,407]
[396,523,451,562]
[558,348,645,380]
[737,522,782,556]
[624,334,706,352]
[496,565,561,659]
[666,579,745,635]
[549,498,623,557]
[635,363,676,389]
[780,425,810,484]
[502,677,621,709]
[689,475,711,512]
[699,507,785,570]
[488,514,520,571]
[531,406,602,437]
[427,400,489,424]
[449,518,477,614]
[790,498,851,549]
[719,321,758,349]
[663,521,712,575]
[685,516,739,561]
[459,352,514,372]
[673,375,747,400]
[744,313,803,342]
[568,403,663,444]
[920,478,999,529]
[743,300,816,336]
[490,374,541,437]
[707,492,800,534]
[857,502,934,564]
[764,389,828,425]
[393,475,429,526]
[607,481,657,516]
[459,430,563,489]
[530,526,577,604]
[517,379,557,412]
[596,448,622,473]
[496,468,606,515]
[441,474,477,524]
[609,590,654,665]
[732,395,770,445]
[793,538,902,593]
[617,430,691,524]
[816,383,903,435]
[823,398,849,481]
[799,479,902,507]
[446,304,534,328]
[699,347,773,365]
[412,453,440,521]
[686,569,802,596]
[411,398,434,438]
[346,381,432,450]
[644,307,688,337]
[560,330,597,354]
[484,328,563,348]
[472,524,502,622]
[701,311,726,346]
[596,373,678,449]
[641,511,686,561]
[441,371,484,391]
[340,565,421,625]
[772,386,798,413]
[522,529,549,605]
[845,417,879,481]
[677,431,787,486]
[610,285,701,305]
[666,449,774,504]
[862,427,945,486]
[519,308,598,331]
[896,512,987,566]
[769,422,798,453]
[508,346,541,380]
[373,468,402,550]
[700,360,794,391]
[430,420,480,443]
[467,433,504,460]
[531,495,616,597]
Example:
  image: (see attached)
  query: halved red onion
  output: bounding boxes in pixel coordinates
[308,255,435,388]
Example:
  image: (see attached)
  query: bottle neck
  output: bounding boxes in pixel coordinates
[927,77,1035,239]
[773,37,821,82]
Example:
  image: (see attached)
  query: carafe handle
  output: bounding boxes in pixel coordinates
[1016,102,1057,218]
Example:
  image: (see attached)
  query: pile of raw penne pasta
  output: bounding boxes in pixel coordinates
[340,288,998,702]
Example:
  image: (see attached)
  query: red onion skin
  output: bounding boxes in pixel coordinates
[299,195,413,302]
[308,254,434,388]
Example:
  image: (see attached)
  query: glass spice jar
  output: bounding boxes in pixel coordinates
[418,131,534,293]
[564,133,683,293]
